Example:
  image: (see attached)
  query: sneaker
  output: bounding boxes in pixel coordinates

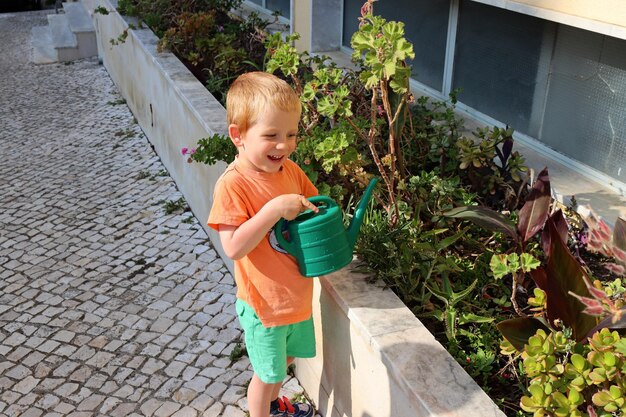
[270,396,314,417]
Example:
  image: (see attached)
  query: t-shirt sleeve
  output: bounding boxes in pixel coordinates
[207,176,250,231]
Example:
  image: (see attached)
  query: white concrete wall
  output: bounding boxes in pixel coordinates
[82,0,233,271]
[83,2,506,416]
[471,0,626,40]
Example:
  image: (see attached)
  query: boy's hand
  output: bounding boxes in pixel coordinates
[219,194,320,260]
[270,194,319,221]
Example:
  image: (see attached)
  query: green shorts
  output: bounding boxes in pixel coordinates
[235,299,316,384]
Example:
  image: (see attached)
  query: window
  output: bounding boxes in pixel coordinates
[453,0,552,138]
[340,0,626,181]
[342,0,449,91]
[246,0,290,19]
[540,26,626,177]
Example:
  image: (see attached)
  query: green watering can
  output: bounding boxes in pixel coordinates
[275,178,378,277]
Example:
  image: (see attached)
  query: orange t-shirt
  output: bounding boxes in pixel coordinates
[207,158,318,327]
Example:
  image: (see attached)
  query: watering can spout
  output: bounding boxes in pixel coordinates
[346,178,378,249]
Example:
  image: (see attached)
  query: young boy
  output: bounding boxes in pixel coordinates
[207,72,319,417]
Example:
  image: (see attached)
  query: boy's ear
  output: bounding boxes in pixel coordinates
[228,124,243,147]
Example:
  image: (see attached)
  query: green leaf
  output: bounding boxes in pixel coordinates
[614,338,626,355]
[435,227,468,251]
[521,252,541,272]
[302,83,316,102]
[570,353,587,371]
[451,279,478,305]
[490,254,510,279]
[458,312,495,325]
[507,253,520,272]
[444,206,518,241]
[444,308,457,341]
[360,71,378,89]
[384,60,396,78]
[394,38,415,60]
[316,96,336,117]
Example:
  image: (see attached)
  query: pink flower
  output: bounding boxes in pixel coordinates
[181,147,189,155]
[604,263,626,276]
[582,304,605,316]
[190,148,197,155]
[360,1,371,17]
[613,246,626,263]
[377,105,384,116]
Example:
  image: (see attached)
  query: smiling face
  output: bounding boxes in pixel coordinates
[231,108,300,173]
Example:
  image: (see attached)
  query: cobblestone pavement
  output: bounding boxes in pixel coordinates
[0,11,308,417]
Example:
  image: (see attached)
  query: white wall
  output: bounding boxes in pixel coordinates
[83,0,233,272]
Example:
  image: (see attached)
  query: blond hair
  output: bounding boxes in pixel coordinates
[226,72,301,134]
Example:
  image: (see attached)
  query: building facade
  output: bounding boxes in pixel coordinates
[245,0,626,192]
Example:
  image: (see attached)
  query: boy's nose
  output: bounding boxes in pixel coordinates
[275,140,289,149]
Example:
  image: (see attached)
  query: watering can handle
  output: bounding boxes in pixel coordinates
[274,195,335,254]
[274,218,293,254]
[307,195,335,207]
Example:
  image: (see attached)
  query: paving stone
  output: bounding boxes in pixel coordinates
[76,394,105,411]
[6,364,31,379]
[155,401,182,417]
[109,402,137,417]
[53,402,75,414]
[54,382,79,397]
[13,375,40,394]
[202,402,224,417]
[222,405,246,417]
[171,406,198,417]
[36,394,60,410]
[140,398,163,415]
[19,407,44,417]
[100,397,122,415]
[221,386,246,405]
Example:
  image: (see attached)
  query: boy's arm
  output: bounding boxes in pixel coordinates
[219,194,318,260]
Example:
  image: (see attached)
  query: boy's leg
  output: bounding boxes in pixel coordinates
[270,356,294,400]
[248,373,282,417]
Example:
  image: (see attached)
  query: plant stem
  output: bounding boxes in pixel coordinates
[511,271,527,317]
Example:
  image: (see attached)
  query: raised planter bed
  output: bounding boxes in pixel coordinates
[83,1,506,415]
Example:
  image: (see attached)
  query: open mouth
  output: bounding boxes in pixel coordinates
[267,155,284,162]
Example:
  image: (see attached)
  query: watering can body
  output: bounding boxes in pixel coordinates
[275,178,377,277]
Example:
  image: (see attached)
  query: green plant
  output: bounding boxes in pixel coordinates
[113,0,267,103]
[93,5,109,15]
[457,126,529,211]
[265,0,416,223]
[163,197,188,215]
[584,212,626,276]
[135,170,151,180]
[228,342,247,362]
[445,168,553,315]
[504,327,626,417]
[184,133,237,166]
[107,98,126,106]
[425,276,490,341]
